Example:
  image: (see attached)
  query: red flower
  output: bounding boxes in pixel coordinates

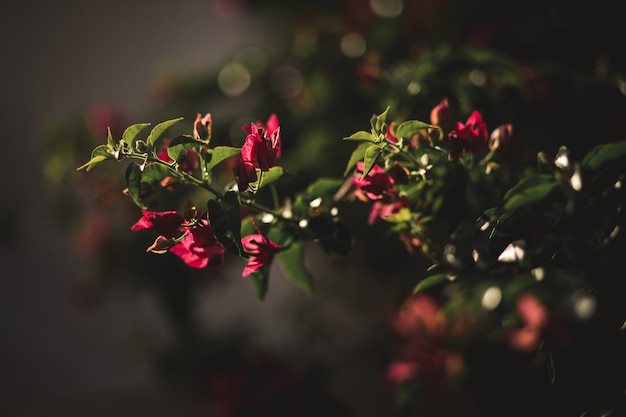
[131,210,184,238]
[241,114,281,171]
[233,158,258,192]
[169,219,225,269]
[241,231,281,278]
[368,198,410,225]
[351,161,396,200]
[447,110,488,160]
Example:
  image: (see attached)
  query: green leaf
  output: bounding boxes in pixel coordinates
[306,177,345,196]
[167,135,199,161]
[343,143,369,177]
[278,241,314,296]
[207,191,246,257]
[125,163,144,209]
[504,181,559,211]
[413,273,448,294]
[581,141,626,173]
[141,162,173,185]
[204,146,241,172]
[249,266,270,301]
[146,117,184,147]
[372,106,390,133]
[361,144,384,179]
[394,120,433,140]
[122,123,151,147]
[77,144,113,171]
[343,130,375,142]
[258,166,286,189]
[503,174,554,201]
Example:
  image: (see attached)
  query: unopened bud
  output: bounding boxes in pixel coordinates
[430,98,453,132]
[193,112,212,142]
[488,124,513,153]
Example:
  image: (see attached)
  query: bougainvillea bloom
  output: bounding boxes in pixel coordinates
[367,198,410,225]
[505,293,548,352]
[241,232,281,278]
[131,210,184,238]
[241,114,281,171]
[233,158,258,191]
[351,161,396,200]
[169,219,225,269]
[447,110,488,160]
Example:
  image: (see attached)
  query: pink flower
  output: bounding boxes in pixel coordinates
[241,232,281,278]
[131,211,224,269]
[241,114,281,171]
[351,161,396,200]
[131,210,184,238]
[169,219,225,269]
[505,293,548,353]
[368,198,410,225]
[447,110,488,160]
[193,112,212,141]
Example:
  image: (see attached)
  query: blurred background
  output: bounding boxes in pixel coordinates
[1,1,626,416]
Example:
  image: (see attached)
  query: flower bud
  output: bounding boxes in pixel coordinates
[193,112,212,142]
[488,123,513,153]
[430,98,453,132]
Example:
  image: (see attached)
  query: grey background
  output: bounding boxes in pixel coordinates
[0,2,272,415]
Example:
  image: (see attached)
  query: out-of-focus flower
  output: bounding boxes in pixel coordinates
[241,231,281,278]
[241,114,281,171]
[488,123,514,153]
[430,98,453,133]
[368,198,410,225]
[351,161,396,200]
[505,293,548,353]
[448,110,488,160]
[388,294,465,391]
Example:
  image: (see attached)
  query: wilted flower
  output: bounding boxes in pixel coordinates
[131,210,184,238]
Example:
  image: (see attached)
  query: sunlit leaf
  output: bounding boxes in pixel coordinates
[343,130,375,142]
[76,145,113,171]
[258,166,286,189]
[394,120,433,140]
[121,123,151,147]
[361,144,384,179]
[372,106,390,133]
[343,143,369,177]
[204,146,241,172]
[277,241,314,296]
[146,117,184,147]
[167,135,200,161]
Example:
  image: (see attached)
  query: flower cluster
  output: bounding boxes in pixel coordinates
[79,98,626,416]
